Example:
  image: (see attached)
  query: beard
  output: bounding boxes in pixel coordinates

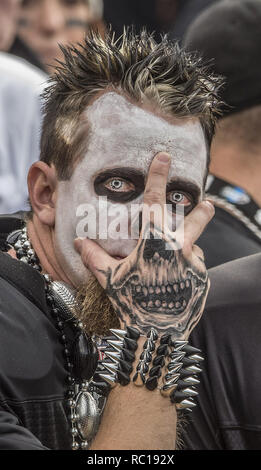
[76,275,120,337]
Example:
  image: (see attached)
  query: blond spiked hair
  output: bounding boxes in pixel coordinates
[40,29,223,179]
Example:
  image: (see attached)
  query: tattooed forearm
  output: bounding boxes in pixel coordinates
[103,223,209,339]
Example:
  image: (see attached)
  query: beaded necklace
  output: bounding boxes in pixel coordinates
[7,225,105,450]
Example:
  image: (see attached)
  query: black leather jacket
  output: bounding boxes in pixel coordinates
[0,214,72,449]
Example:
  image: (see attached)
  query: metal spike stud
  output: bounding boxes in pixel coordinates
[117,370,130,386]
[167,362,183,373]
[123,337,138,352]
[182,345,202,355]
[102,335,119,343]
[183,376,200,385]
[169,352,185,362]
[160,383,178,397]
[156,344,169,356]
[187,354,204,362]
[183,387,198,397]
[175,398,196,409]
[149,365,162,378]
[137,362,149,374]
[185,365,202,374]
[133,371,145,386]
[107,339,124,352]
[101,362,119,375]
[147,328,158,340]
[145,376,158,391]
[126,326,141,340]
[104,351,121,363]
[164,372,180,383]
[143,339,156,352]
[121,348,135,363]
[98,373,117,388]
[172,340,188,349]
[173,388,198,401]
[160,334,172,345]
[140,350,152,363]
[182,357,202,367]
[176,379,198,389]
[153,355,165,367]
[119,359,133,374]
[109,329,127,340]
[164,373,180,387]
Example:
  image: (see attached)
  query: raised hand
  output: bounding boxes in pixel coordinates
[74,153,214,340]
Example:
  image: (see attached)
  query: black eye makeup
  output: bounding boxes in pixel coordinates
[94,168,145,203]
[94,168,200,212]
[166,181,200,215]
[167,190,194,214]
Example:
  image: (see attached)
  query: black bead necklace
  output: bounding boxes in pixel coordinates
[7,225,102,450]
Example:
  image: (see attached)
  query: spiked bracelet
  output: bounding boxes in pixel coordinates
[132,329,204,412]
[92,326,203,413]
[91,326,140,394]
[160,339,204,411]
[133,330,173,391]
[133,327,159,386]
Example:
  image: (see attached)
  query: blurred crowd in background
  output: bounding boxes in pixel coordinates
[0,0,219,214]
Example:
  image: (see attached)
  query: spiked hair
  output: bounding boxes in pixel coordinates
[40,29,223,179]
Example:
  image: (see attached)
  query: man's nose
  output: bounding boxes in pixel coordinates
[37,0,64,36]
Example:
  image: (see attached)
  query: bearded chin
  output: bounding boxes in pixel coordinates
[76,276,120,337]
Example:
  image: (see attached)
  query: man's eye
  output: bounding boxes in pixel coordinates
[167,191,192,207]
[104,178,135,193]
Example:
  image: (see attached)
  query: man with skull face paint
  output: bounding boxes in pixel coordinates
[0,30,220,449]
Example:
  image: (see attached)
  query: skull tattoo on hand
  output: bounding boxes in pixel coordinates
[99,222,209,340]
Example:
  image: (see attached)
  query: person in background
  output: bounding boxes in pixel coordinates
[102,0,178,42]
[0,53,47,215]
[0,0,21,51]
[170,0,220,43]
[102,0,219,43]
[17,0,104,74]
[0,0,47,215]
[183,0,261,268]
[0,0,45,71]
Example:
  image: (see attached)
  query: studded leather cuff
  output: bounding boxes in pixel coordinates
[92,327,203,412]
[91,326,140,394]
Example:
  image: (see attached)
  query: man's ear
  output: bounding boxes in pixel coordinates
[27,162,57,227]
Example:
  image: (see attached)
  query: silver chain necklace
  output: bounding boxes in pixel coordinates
[8,225,105,450]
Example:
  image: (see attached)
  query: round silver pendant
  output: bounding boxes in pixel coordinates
[75,391,100,442]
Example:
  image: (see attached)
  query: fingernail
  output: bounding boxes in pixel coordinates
[203,200,215,214]
[156,153,170,163]
[74,237,84,253]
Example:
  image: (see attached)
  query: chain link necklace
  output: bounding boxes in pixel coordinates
[7,225,105,450]
[207,193,261,241]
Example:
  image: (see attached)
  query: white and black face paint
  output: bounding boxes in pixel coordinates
[54,92,208,286]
